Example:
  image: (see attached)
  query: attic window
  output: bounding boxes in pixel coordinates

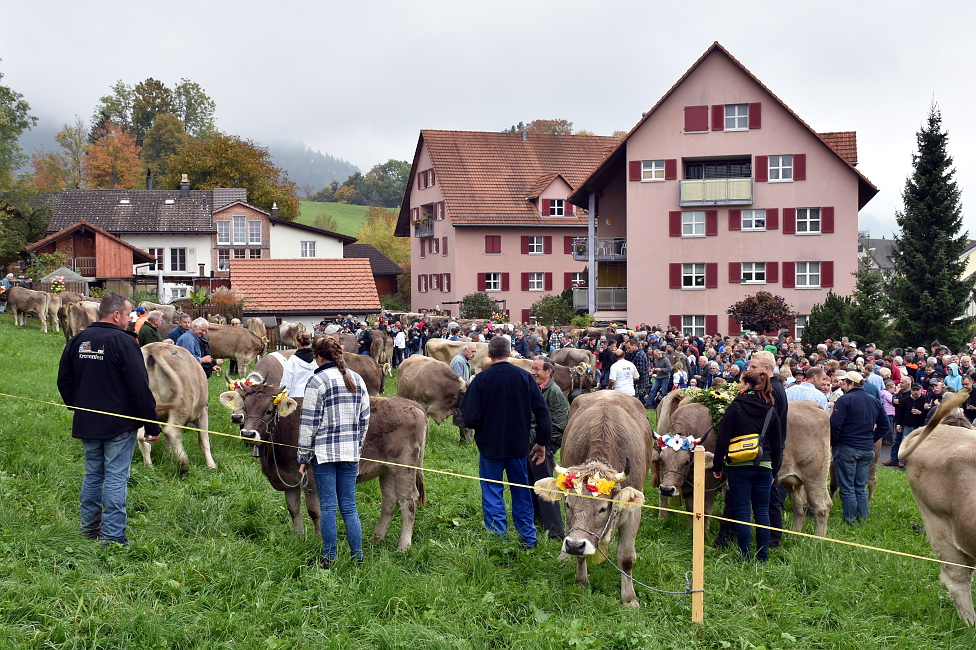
[119,198,131,204]
[164,199,175,205]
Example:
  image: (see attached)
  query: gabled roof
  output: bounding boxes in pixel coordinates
[343,243,403,275]
[230,258,380,313]
[525,173,570,199]
[26,219,154,263]
[396,130,617,236]
[819,132,858,165]
[268,217,356,244]
[49,189,217,234]
[568,42,878,210]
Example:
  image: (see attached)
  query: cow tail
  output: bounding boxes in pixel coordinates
[899,389,969,462]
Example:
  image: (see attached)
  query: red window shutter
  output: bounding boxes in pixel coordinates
[565,202,575,216]
[521,236,529,254]
[669,263,681,289]
[669,211,682,237]
[766,208,779,230]
[522,309,531,323]
[748,102,762,129]
[417,173,422,190]
[684,106,708,132]
[822,206,835,233]
[544,272,553,291]
[665,159,677,181]
[705,263,718,288]
[444,273,450,292]
[767,262,779,283]
[729,209,741,231]
[705,210,718,236]
[629,160,642,181]
[712,104,725,131]
[543,236,552,254]
[442,202,447,220]
[705,315,718,335]
[501,273,510,291]
[564,236,573,254]
[670,315,682,330]
[782,262,796,288]
[564,272,573,290]
[794,154,806,181]
[418,274,423,291]
[821,261,834,287]
[783,208,796,234]
[728,316,741,336]
[420,239,426,258]
[478,273,486,291]
[542,199,551,216]
[422,170,429,188]
[442,236,448,255]
[429,169,435,185]
[755,155,768,182]
[729,262,742,283]
[521,273,530,291]
[484,236,490,254]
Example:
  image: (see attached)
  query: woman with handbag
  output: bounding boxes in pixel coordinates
[711,369,783,562]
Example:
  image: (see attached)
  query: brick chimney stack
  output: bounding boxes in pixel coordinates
[180,174,190,199]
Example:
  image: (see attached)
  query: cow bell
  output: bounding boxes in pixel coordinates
[612,457,631,482]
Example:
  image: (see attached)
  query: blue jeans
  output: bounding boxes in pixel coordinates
[479,455,536,547]
[311,459,363,560]
[890,426,915,463]
[833,445,875,523]
[647,378,668,405]
[80,430,138,542]
[725,467,772,561]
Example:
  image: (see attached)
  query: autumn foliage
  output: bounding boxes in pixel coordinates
[83,124,142,189]
[727,291,798,335]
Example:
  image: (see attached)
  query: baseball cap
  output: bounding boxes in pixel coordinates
[135,307,146,313]
[324,324,342,335]
[911,383,922,390]
[844,371,864,384]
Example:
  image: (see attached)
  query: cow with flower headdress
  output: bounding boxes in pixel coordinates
[533,390,652,608]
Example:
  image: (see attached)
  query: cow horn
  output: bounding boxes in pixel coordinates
[554,464,568,475]
[613,457,631,481]
[652,431,661,440]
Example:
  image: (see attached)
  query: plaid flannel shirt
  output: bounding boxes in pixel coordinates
[632,348,650,391]
[297,365,370,465]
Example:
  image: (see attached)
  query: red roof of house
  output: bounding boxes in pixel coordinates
[26,219,154,263]
[230,258,380,313]
[396,130,617,235]
[818,132,858,165]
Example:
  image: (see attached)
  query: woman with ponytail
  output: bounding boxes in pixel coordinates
[298,335,370,568]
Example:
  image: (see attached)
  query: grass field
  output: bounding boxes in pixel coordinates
[1,312,974,648]
[296,202,395,238]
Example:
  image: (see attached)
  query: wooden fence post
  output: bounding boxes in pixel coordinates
[692,445,705,623]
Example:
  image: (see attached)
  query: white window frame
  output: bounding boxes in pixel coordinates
[429,238,439,255]
[548,199,565,217]
[796,261,821,289]
[528,236,544,254]
[768,155,793,182]
[233,248,247,260]
[233,216,247,245]
[301,241,316,258]
[248,221,262,244]
[528,272,544,291]
[642,160,666,181]
[742,262,766,284]
[725,104,749,131]
[169,285,189,301]
[419,274,428,293]
[430,274,439,291]
[248,248,262,259]
[217,249,230,271]
[170,248,187,272]
[796,315,808,341]
[741,209,766,231]
[682,263,706,290]
[682,315,706,338]
[682,211,706,238]
[796,208,821,235]
[485,272,501,292]
[571,272,585,286]
[148,247,164,271]
[217,221,230,245]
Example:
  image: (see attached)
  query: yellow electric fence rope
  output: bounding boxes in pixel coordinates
[2,390,972,571]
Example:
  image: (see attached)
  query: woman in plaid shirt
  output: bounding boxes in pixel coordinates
[298,336,370,568]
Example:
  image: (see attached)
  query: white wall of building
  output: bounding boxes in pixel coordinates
[127,234,214,277]
[268,223,344,259]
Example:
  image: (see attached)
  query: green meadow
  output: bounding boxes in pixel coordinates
[296,202,385,237]
[0,312,973,648]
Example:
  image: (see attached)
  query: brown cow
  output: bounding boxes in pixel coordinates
[245,317,266,340]
[343,353,385,397]
[339,332,359,353]
[8,287,50,333]
[58,291,86,306]
[45,293,62,334]
[426,338,490,373]
[279,320,305,348]
[220,386,427,549]
[779,401,832,536]
[396,355,465,425]
[139,301,177,323]
[650,396,720,526]
[206,323,265,376]
[208,314,228,325]
[370,332,393,367]
[898,392,976,625]
[654,388,700,458]
[137,342,216,472]
[61,301,100,340]
[534,390,651,607]
[552,362,596,398]
[550,347,597,369]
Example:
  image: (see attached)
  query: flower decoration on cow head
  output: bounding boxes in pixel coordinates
[553,464,627,496]
[227,379,255,391]
[654,433,700,452]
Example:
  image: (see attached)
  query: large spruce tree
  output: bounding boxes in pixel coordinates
[888,105,974,349]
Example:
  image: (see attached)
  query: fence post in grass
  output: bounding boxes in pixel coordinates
[692,445,705,623]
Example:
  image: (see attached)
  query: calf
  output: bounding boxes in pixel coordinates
[279,320,305,347]
[8,287,50,333]
[396,355,465,424]
[138,342,217,472]
[370,333,393,366]
[207,323,265,376]
[534,390,652,607]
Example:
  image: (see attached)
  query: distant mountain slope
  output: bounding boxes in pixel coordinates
[269,142,359,195]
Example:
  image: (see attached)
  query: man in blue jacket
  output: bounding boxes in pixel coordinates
[830,370,891,525]
[58,293,160,545]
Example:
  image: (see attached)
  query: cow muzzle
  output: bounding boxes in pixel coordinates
[562,536,595,556]
[659,485,677,497]
[240,429,261,441]
[231,412,244,424]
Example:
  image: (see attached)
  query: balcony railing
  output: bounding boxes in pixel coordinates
[679,178,753,206]
[70,256,96,277]
[571,237,627,262]
[413,217,434,238]
[573,287,627,311]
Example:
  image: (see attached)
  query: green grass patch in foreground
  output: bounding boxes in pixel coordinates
[0,312,974,648]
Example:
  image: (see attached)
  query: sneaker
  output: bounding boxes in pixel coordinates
[882,460,900,467]
[81,527,101,540]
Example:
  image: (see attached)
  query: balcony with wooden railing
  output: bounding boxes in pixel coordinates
[679,178,753,206]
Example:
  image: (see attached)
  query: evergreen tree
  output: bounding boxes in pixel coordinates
[801,291,852,356]
[888,105,974,349]
[845,260,889,348]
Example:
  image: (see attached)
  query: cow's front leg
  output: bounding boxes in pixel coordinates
[195,411,217,469]
[284,487,305,536]
[617,510,641,608]
[135,427,154,467]
[163,421,189,473]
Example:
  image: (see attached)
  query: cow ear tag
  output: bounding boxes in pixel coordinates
[273,389,288,406]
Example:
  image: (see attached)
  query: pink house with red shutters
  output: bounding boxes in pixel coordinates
[395,130,618,321]
[568,42,878,338]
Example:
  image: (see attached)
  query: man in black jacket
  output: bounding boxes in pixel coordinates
[57,293,160,545]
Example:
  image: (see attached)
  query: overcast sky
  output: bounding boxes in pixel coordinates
[4,0,975,239]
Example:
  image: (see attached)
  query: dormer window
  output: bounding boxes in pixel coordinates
[549,199,565,217]
[164,199,175,205]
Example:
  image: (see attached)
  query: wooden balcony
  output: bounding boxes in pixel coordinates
[679,178,753,206]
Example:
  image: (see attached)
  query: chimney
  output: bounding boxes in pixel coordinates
[271,202,279,219]
[146,169,152,191]
[521,128,528,141]
[180,174,190,199]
